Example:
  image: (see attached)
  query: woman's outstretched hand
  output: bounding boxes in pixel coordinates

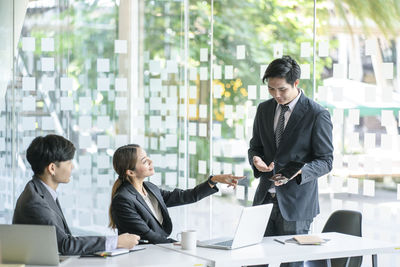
[209,174,245,188]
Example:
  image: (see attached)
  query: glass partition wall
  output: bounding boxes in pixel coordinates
[1,0,400,265]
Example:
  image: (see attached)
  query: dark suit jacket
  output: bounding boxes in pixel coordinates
[12,177,105,255]
[111,180,218,244]
[248,92,333,221]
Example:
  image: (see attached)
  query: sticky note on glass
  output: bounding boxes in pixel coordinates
[97,58,109,72]
[165,116,177,129]
[115,77,127,91]
[348,154,358,171]
[199,104,207,119]
[79,116,92,131]
[22,116,36,131]
[348,63,361,80]
[60,97,73,111]
[363,179,375,197]
[234,164,244,176]
[60,77,73,91]
[22,96,36,111]
[248,85,257,100]
[198,160,207,174]
[41,57,54,72]
[223,163,232,173]
[236,45,245,60]
[97,116,110,130]
[348,109,360,125]
[318,41,329,57]
[260,85,268,100]
[166,60,178,73]
[189,67,197,80]
[199,123,207,137]
[381,134,392,150]
[189,141,196,155]
[22,77,35,91]
[273,44,283,58]
[235,125,244,139]
[115,97,127,111]
[149,60,161,74]
[332,108,344,124]
[165,172,177,187]
[224,105,233,119]
[22,37,35,51]
[317,86,328,102]
[188,122,197,136]
[149,116,162,129]
[200,48,208,62]
[150,78,162,92]
[42,76,55,91]
[213,123,221,138]
[79,97,92,112]
[189,104,197,118]
[97,77,110,91]
[381,110,393,127]
[97,135,110,149]
[165,135,177,148]
[214,65,222,79]
[42,116,55,131]
[200,67,208,80]
[382,62,393,79]
[97,155,110,169]
[333,64,346,79]
[260,65,268,79]
[41,38,54,52]
[300,64,310,79]
[365,39,377,56]
[115,40,127,54]
[189,85,197,99]
[225,65,233,79]
[213,162,221,174]
[213,84,222,99]
[300,42,311,57]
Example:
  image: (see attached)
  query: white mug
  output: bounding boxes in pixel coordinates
[177,230,197,250]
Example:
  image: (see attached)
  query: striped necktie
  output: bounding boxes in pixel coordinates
[275,104,289,148]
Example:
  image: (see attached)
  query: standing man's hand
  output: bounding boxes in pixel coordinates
[253,156,274,172]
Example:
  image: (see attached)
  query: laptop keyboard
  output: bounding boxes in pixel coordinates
[213,240,233,246]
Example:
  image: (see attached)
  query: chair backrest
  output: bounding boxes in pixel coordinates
[322,210,362,236]
[322,210,362,267]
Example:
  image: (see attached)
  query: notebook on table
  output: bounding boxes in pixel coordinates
[197,204,273,250]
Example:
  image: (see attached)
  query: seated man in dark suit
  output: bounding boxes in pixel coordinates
[13,134,140,255]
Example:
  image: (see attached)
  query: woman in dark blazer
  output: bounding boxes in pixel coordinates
[109,144,243,244]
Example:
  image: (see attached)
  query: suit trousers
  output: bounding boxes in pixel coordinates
[264,193,312,267]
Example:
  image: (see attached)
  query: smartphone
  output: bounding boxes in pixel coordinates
[276,161,305,178]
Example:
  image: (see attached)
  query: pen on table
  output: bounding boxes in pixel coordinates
[140,239,149,244]
[273,238,285,245]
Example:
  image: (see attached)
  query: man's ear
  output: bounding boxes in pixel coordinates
[294,79,300,88]
[46,162,56,176]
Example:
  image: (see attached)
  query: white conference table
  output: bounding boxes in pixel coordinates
[57,244,211,267]
[158,232,400,267]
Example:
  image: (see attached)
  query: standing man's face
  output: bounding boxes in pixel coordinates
[268,77,300,105]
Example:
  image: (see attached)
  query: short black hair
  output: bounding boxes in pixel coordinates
[262,55,301,85]
[26,134,76,175]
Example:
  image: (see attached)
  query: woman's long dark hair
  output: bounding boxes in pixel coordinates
[108,144,140,229]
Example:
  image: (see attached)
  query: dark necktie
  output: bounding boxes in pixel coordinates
[275,104,289,148]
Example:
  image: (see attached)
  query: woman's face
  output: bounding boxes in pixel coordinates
[133,148,154,179]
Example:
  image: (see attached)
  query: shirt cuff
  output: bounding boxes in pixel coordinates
[105,235,119,251]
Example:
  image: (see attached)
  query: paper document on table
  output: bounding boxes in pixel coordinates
[94,246,145,257]
[291,235,327,245]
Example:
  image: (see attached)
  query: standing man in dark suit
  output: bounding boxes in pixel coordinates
[248,56,333,267]
[13,134,140,255]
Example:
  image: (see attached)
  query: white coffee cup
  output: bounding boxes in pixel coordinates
[177,230,197,250]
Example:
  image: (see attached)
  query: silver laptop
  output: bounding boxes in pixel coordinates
[0,224,60,266]
[197,204,273,250]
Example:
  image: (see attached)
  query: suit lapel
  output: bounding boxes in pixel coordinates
[32,178,71,234]
[143,182,171,231]
[277,93,308,153]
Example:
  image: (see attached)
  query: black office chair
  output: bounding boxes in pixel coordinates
[306,210,363,267]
